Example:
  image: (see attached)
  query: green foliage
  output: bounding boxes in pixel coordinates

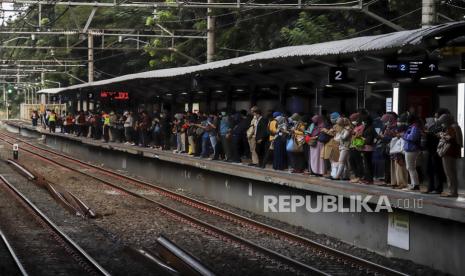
[280,13,349,45]
[145,16,155,26]
[40,18,50,26]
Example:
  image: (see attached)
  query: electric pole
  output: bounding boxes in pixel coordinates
[207,0,215,63]
[422,0,436,27]
[88,32,94,82]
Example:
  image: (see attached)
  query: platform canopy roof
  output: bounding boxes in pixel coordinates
[38,21,465,95]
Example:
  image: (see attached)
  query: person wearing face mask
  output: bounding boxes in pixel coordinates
[306,115,326,176]
[322,112,341,178]
[402,114,422,190]
[437,113,463,197]
[379,112,398,186]
[160,111,172,150]
[423,109,449,194]
[331,117,352,180]
[247,106,260,166]
[254,108,269,168]
[349,112,364,183]
[219,110,233,161]
[359,110,376,184]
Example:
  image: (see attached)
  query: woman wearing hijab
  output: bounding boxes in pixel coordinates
[349,113,364,183]
[272,113,288,170]
[307,115,326,176]
[437,114,463,197]
[321,112,341,178]
[288,114,306,173]
[380,113,398,186]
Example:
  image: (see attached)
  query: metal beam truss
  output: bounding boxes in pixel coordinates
[3,0,363,10]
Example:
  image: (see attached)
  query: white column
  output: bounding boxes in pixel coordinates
[458,83,465,157]
[392,86,400,114]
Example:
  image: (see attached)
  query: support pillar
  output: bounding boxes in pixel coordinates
[392,83,400,115]
[314,88,322,115]
[356,86,365,110]
[188,91,194,113]
[249,85,257,107]
[458,81,465,157]
[226,88,233,113]
[278,84,287,111]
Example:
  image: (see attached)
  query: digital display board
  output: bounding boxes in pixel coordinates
[385,60,438,78]
[100,91,129,100]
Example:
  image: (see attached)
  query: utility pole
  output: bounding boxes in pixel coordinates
[3,84,8,120]
[207,0,215,63]
[422,0,436,27]
[88,32,94,82]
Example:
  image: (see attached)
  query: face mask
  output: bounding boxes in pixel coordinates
[352,121,357,126]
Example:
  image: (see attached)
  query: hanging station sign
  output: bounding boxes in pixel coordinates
[328,66,348,83]
[384,60,439,78]
[100,91,129,100]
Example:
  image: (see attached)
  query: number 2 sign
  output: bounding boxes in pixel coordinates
[329,67,348,83]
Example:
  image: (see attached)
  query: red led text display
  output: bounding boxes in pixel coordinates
[100,91,129,100]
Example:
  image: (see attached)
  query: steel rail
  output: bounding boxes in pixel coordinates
[156,235,216,276]
[0,173,111,276]
[0,133,326,275]
[0,229,29,276]
[6,159,36,180]
[0,131,409,276]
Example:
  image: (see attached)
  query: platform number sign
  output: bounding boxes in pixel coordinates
[329,67,348,83]
[87,92,94,100]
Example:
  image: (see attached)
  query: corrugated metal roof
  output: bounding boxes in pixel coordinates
[39,22,465,95]
[37,88,62,94]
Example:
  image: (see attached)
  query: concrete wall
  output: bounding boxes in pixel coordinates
[14,128,463,276]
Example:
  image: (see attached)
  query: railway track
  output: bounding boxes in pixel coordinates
[0,229,28,276]
[0,131,409,276]
[0,172,110,276]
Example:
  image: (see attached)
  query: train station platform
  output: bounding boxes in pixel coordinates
[4,120,465,222]
[3,120,465,275]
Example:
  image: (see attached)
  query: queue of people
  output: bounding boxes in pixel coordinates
[32,106,463,198]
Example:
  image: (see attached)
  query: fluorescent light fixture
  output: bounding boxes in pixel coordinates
[392,87,399,114]
[289,86,298,90]
[181,92,188,95]
[197,91,204,94]
[325,84,333,88]
[235,88,244,92]
[458,83,465,157]
[166,93,172,96]
[367,81,376,84]
[434,36,442,40]
[215,90,223,93]
[420,75,441,80]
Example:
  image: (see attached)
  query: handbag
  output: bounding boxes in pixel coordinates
[389,137,405,155]
[286,136,304,153]
[318,132,331,143]
[437,138,450,157]
[351,137,366,150]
